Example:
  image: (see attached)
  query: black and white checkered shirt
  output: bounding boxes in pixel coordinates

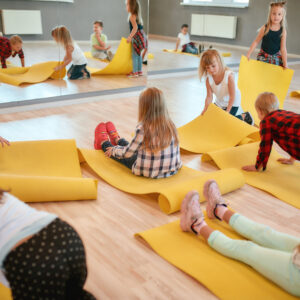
[112,124,182,178]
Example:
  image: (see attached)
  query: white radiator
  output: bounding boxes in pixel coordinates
[191,14,237,39]
[1,9,43,35]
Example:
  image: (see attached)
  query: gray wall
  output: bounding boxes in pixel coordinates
[0,0,148,41]
[149,0,300,55]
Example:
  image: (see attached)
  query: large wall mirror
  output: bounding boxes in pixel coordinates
[0,0,148,107]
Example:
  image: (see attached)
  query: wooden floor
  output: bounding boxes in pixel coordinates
[1,40,300,299]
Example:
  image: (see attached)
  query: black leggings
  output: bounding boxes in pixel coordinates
[67,64,90,80]
[3,218,96,300]
[223,106,243,120]
[102,138,137,170]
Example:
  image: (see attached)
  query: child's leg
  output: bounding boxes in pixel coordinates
[131,45,139,74]
[68,65,85,80]
[137,54,143,73]
[207,230,300,296]
[228,106,243,120]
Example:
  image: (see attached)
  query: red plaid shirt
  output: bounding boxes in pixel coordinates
[256,110,300,170]
[0,36,24,68]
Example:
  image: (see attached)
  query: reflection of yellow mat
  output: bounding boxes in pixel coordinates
[202,142,300,209]
[84,51,109,63]
[88,38,133,75]
[0,284,11,300]
[163,49,231,57]
[0,61,66,86]
[136,217,298,300]
[290,90,300,98]
[178,104,259,153]
[238,56,294,124]
[0,140,97,202]
[78,149,245,214]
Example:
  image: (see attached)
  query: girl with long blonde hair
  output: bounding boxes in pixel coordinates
[51,25,90,80]
[94,87,182,178]
[246,2,287,68]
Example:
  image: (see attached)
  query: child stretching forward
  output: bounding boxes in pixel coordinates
[200,49,253,125]
[246,2,287,68]
[243,92,300,172]
[0,34,25,68]
[94,87,182,179]
[52,26,90,80]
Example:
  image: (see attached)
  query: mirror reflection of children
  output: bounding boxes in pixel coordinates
[175,24,199,55]
[126,0,148,78]
[199,49,254,125]
[51,26,90,80]
[94,87,182,179]
[90,21,113,61]
[242,92,300,172]
[0,34,25,69]
[180,180,300,297]
[246,2,287,68]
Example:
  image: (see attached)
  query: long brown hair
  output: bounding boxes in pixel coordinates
[265,2,287,36]
[138,87,179,152]
[51,25,73,49]
[127,0,143,25]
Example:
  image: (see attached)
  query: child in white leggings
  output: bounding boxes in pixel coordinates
[180,180,300,297]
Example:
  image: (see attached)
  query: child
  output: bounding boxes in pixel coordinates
[175,24,199,55]
[126,0,147,78]
[199,49,254,125]
[246,2,287,68]
[94,87,182,179]
[51,26,90,80]
[90,21,113,61]
[0,190,96,299]
[180,180,300,296]
[0,34,25,69]
[242,92,300,172]
[0,136,10,147]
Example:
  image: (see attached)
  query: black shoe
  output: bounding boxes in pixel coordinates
[142,60,148,65]
[209,45,213,49]
[243,112,254,125]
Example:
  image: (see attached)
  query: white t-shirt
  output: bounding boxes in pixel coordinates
[207,70,241,108]
[72,42,87,65]
[178,32,190,48]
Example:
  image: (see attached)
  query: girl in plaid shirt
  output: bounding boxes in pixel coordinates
[243,92,300,172]
[94,87,182,179]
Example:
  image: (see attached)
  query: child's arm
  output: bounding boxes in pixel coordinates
[226,73,235,113]
[20,57,25,67]
[0,136,10,147]
[54,45,73,71]
[0,55,7,68]
[201,78,213,115]
[175,38,180,51]
[127,14,138,43]
[280,29,288,68]
[246,25,265,60]
[18,49,25,67]
[94,34,110,51]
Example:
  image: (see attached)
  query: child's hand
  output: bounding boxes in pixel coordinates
[105,147,113,158]
[106,45,111,50]
[0,136,10,147]
[277,157,294,165]
[127,36,132,43]
[282,65,288,70]
[242,165,257,172]
[54,65,61,71]
[201,108,207,116]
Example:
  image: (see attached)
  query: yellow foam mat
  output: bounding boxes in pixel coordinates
[0,284,12,300]
[290,90,300,98]
[163,49,231,57]
[0,140,97,202]
[178,104,259,153]
[78,149,245,214]
[238,56,294,124]
[88,38,133,75]
[0,61,66,86]
[202,142,300,209]
[84,51,109,63]
[136,217,298,300]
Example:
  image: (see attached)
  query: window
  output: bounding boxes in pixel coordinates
[181,0,249,8]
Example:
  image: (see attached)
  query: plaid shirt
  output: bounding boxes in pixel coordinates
[0,36,24,68]
[112,124,182,178]
[256,110,300,170]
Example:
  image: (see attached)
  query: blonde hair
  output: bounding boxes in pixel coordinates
[127,0,143,26]
[255,92,279,115]
[51,25,73,49]
[10,35,22,45]
[265,2,287,36]
[138,87,179,152]
[199,49,228,80]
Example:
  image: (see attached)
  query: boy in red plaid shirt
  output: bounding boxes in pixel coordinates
[0,34,25,68]
[243,92,300,171]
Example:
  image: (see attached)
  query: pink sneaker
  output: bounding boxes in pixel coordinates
[106,122,120,146]
[94,122,109,150]
[127,72,139,78]
[180,190,204,234]
[204,180,226,219]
